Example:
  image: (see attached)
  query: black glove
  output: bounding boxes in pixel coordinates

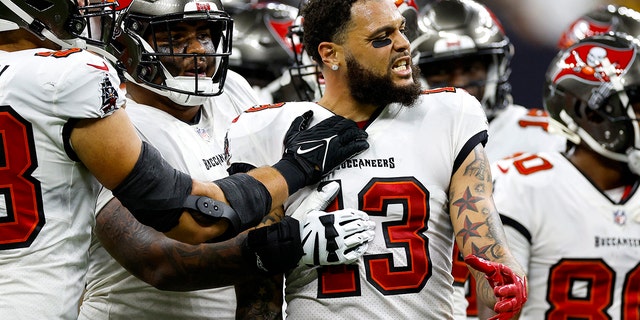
[273,110,369,194]
[242,216,303,275]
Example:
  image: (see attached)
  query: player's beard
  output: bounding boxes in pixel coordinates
[346,54,422,108]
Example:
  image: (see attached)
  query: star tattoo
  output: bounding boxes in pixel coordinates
[471,243,491,259]
[452,187,482,218]
[457,216,483,246]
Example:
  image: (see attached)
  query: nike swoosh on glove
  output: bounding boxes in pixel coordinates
[291,181,375,266]
[465,255,528,320]
[274,110,369,195]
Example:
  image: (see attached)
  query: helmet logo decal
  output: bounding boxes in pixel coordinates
[184,1,219,12]
[558,19,612,49]
[266,17,296,57]
[552,44,635,84]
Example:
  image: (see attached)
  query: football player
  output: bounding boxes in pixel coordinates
[0,0,369,318]
[79,1,374,318]
[411,1,564,318]
[487,32,640,319]
[226,0,527,318]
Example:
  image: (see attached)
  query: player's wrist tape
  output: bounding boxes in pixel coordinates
[273,156,311,196]
[242,216,304,275]
[213,173,272,234]
[112,141,191,232]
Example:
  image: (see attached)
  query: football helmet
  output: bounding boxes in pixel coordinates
[107,0,233,106]
[557,4,640,50]
[286,16,323,101]
[411,0,514,120]
[225,0,298,88]
[0,0,130,49]
[544,33,640,173]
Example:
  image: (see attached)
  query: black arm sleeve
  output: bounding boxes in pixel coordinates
[111,141,191,232]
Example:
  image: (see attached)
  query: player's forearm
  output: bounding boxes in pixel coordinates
[449,145,527,309]
[247,166,289,211]
[96,198,263,291]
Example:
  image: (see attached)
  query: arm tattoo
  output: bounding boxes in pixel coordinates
[463,147,491,183]
[452,187,483,218]
[235,275,284,320]
[95,198,263,291]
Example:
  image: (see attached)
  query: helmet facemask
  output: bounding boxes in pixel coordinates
[0,0,129,49]
[112,4,232,106]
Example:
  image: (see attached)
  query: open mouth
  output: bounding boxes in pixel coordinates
[392,59,408,72]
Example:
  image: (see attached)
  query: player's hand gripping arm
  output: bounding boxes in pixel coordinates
[173,111,370,242]
[235,182,375,319]
[449,144,527,319]
[73,108,367,239]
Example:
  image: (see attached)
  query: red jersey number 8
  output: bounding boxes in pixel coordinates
[0,106,44,249]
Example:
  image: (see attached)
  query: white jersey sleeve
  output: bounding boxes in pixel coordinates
[227,88,489,319]
[492,152,640,319]
[0,47,124,320]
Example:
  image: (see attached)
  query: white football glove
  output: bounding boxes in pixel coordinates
[291,182,376,266]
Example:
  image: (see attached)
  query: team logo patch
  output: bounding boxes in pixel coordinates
[224,132,231,165]
[99,75,119,116]
[552,43,635,84]
[613,209,627,225]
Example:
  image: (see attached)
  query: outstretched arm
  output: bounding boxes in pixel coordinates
[73,109,368,237]
[449,144,527,318]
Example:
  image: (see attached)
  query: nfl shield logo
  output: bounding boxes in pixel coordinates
[195,127,211,142]
[613,210,627,225]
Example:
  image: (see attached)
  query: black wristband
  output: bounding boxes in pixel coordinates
[273,157,308,195]
[213,173,272,234]
[242,216,303,275]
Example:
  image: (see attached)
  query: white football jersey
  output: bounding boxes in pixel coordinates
[452,103,567,319]
[486,104,566,162]
[79,71,259,320]
[492,151,640,319]
[226,88,489,319]
[0,48,124,320]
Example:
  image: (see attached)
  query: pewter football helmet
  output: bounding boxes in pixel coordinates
[412,0,513,119]
[108,0,233,105]
[0,0,130,48]
[557,4,640,50]
[544,33,640,173]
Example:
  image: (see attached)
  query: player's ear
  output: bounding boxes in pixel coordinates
[318,42,340,67]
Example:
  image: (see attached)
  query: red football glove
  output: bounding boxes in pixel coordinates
[465,255,527,320]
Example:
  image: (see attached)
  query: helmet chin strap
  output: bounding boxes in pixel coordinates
[0,19,19,32]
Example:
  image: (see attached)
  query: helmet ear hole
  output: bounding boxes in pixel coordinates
[136,65,157,83]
